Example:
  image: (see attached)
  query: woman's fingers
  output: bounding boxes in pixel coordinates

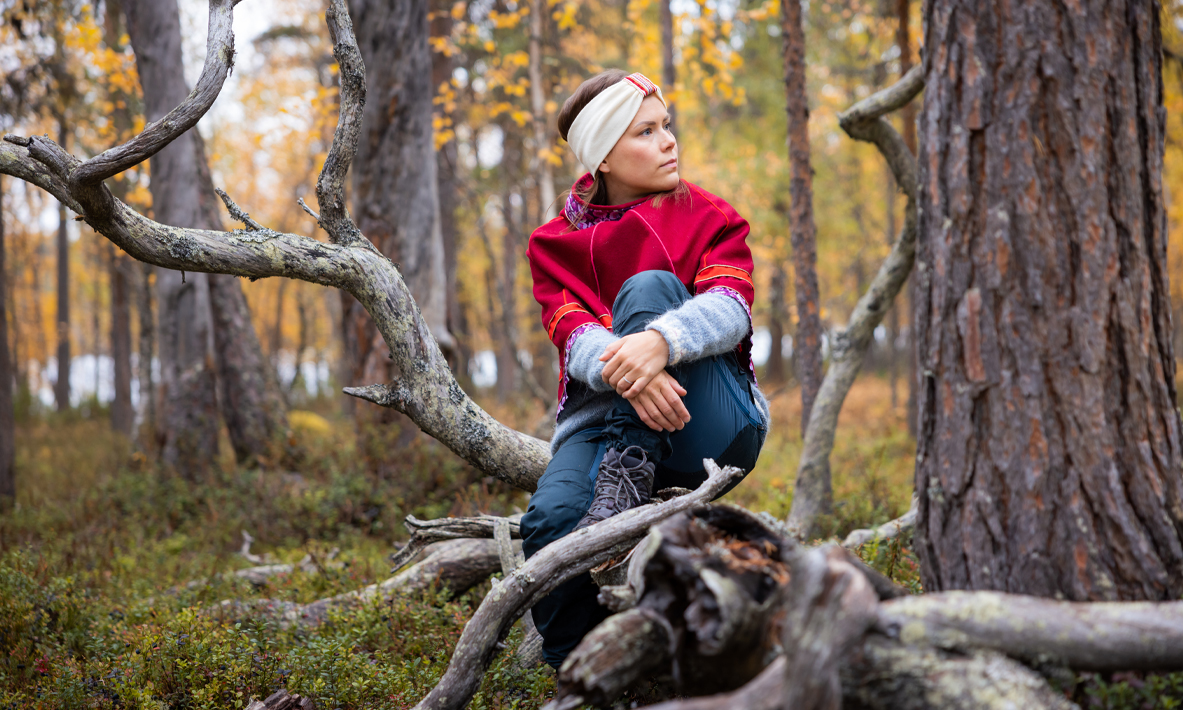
[598,339,624,362]
[661,381,691,425]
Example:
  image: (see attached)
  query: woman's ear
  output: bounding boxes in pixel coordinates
[598,159,611,175]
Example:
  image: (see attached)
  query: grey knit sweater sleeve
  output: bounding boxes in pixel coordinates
[565,326,619,392]
[565,289,751,389]
[644,290,751,365]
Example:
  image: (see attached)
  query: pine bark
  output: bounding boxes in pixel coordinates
[914,0,1183,600]
[898,0,918,439]
[781,0,822,436]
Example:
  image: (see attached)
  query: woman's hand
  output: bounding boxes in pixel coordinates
[600,330,671,398]
[629,370,691,432]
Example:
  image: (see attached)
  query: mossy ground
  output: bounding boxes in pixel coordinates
[0,378,1176,708]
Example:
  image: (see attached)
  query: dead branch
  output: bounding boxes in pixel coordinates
[244,689,317,710]
[0,0,550,492]
[411,460,744,710]
[877,591,1183,671]
[787,65,923,537]
[842,497,917,549]
[388,514,522,573]
[70,0,237,187]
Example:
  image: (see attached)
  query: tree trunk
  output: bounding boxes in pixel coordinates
[915,0,1183,600]
[54,120,70,413]
[124,0,222,478]
[136,260,156,448]
[897,0,918,438]
[660,0,676,130]
[346,0,453,385]
[102,0,135,437]
[766,263,788,384]
[529,0,557,220]
[781,0,822,436]
[110,246,134,436]
[430,0,468,379]
[0,177,14,506]
[124,0,286,471]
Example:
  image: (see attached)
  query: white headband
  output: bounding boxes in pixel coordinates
[566,73,666,175]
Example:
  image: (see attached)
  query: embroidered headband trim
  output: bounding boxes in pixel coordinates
[566,72,666,174]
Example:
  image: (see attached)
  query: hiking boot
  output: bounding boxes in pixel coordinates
[574,446,656,531]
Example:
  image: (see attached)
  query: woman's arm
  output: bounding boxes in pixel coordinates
[565,326,618,391]
[643,288,751,366]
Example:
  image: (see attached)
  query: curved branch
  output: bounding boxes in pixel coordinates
[786,69,923,538]
[315,0,371,249]
[71,0,238,186]
[0,140,550,491]
[412,460,746,710]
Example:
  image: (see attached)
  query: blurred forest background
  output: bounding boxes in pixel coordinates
[3,0,1183,707]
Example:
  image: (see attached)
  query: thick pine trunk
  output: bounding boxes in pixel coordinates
[781,0,822,436]
[767,264,788,384]
[915,0,1183,600]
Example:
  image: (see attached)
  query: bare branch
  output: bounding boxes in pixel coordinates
[839,64,924,125]
[314,0,370,249]
[411,460,745,710]
[1,138,551,492]
[787,69,923,537]
[297,197,320,221]
[878,592,1183,672]
[842,496,917,549]
[70,0,239,186]
[215,187,266,231]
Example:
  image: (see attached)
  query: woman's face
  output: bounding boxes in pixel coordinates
[599,94,678,204]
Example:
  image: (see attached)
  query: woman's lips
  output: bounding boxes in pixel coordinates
[662,159,678,168]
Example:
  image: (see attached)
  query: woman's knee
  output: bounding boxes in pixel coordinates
[612,271,690,332]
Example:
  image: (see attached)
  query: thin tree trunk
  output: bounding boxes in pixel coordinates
[767,263,788,384]
[110,245,133,436]
[885,156,898,409]
[529,0,557,220]
[660,0,676,129]
[125,0,286,471]
[104,0,133,440]
[429,0,465,375]
[136,260,156,447]
[897,0,917,438]
[54,120,70,412]
[0,177,14,505]
[915,0,1183,600]
[781,0,822,437]
[124,0,222,478]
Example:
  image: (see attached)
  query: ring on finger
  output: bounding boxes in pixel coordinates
[622,376,634,385]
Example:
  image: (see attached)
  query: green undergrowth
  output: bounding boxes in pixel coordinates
[2,382,1179,708]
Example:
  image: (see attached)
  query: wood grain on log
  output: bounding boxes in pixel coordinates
[243,689,316,710]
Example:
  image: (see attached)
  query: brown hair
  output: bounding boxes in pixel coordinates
[557,69,689,217]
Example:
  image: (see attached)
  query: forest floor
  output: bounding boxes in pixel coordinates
[0,376,1168,708]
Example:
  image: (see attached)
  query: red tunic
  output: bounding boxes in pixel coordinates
[527,174,756,413]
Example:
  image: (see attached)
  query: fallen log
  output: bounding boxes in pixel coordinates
[551,504,795,708]
[212,538,505,627]
[243,690,316,710]
[410,459,744,710]
[841,497,917,549]
[876,591,1183,671]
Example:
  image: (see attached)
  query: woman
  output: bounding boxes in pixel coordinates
[522,69,771,669]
